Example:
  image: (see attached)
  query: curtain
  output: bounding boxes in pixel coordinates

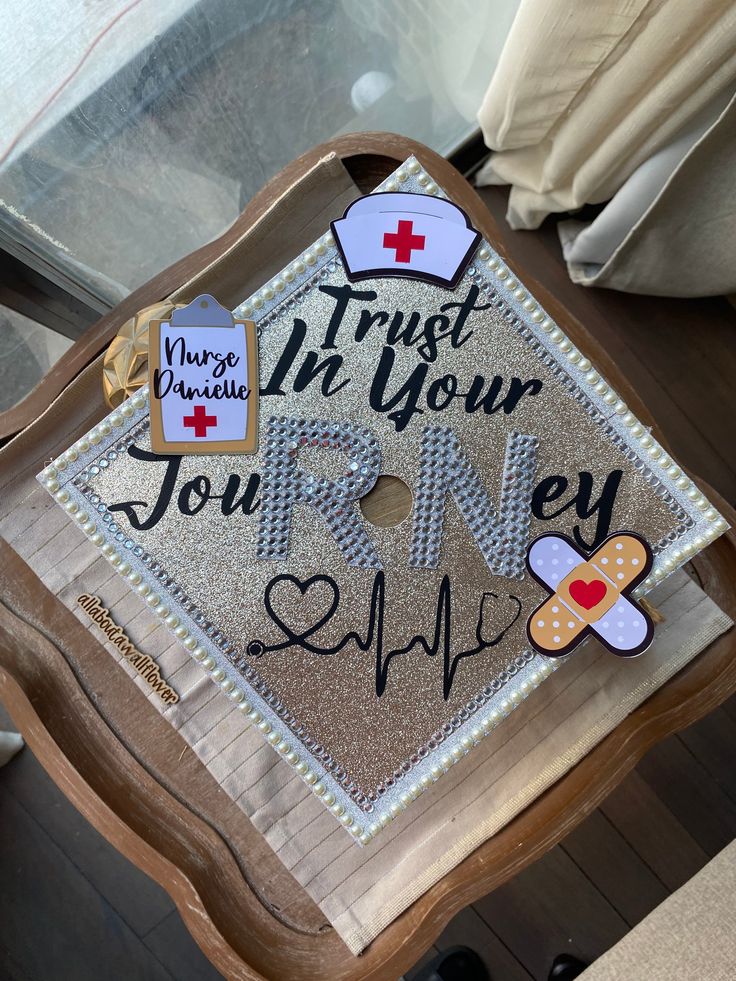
[475,0,736,231]
[557,89,736,297]
[343,0,522,142]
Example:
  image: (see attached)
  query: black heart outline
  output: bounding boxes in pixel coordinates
[264,574,340,643]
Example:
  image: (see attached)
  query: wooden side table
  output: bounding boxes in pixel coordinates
[0,134,734,981]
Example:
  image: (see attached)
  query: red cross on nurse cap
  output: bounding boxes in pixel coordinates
[331,191,481,290]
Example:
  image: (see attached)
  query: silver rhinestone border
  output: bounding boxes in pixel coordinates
[38,156,728,844]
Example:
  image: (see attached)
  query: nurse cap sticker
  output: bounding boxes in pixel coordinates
[331,191,481,289]
[148,294,258,455]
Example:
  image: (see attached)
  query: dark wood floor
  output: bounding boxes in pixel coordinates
[3,696,736,981]
[1,185,735,981]
[0,696,223,981]
[406,703,736,980]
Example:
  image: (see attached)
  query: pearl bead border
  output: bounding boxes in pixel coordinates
[40,397,370,837]
[41,396,399,842]
[38,389,563,844]
[472,266,729,589]
[234,231,336,322]
[220,153,728,835]
[233,153,728,595]
[359,655,558,843]
[39,155,729,845]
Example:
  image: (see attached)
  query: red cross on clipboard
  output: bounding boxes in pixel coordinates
[183,404,217,437]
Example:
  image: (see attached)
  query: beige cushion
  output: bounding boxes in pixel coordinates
[581,839,736,980]
[476,0,736,231]
[558,90,736,297]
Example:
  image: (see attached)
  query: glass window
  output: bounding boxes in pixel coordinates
[0,307,72,412]
[0,0,519,314]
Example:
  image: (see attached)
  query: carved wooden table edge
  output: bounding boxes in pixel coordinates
[0,134,734,981]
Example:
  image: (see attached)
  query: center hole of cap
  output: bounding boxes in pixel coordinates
[360,475,412,527]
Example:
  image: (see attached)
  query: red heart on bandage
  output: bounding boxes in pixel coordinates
[569,578,607,610]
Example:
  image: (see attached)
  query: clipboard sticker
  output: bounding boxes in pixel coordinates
[148,294,258,455]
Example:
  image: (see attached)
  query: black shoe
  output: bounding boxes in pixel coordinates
[413,945,489,981]
[548,953,589,981]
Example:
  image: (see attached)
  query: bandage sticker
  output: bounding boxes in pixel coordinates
[526,532,654,658]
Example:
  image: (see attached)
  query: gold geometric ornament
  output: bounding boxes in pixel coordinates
[102,301,181,408]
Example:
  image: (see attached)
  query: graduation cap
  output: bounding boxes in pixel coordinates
[331,191,481,290]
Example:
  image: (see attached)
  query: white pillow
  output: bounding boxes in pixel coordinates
[561,87,734,267]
